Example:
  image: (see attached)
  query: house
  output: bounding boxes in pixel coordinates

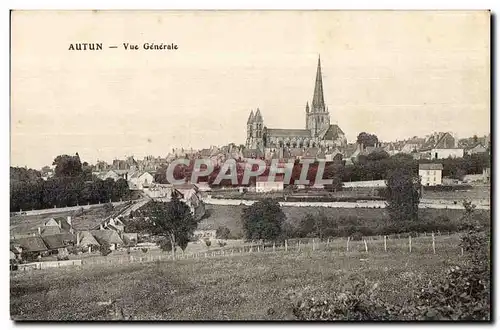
[465,144,488,155]
[90,230,124,250]
[418,132,464,160]
[41,216,74,234]
[122,233,138,246]
[128,171,155,190]
[14,236,48,256]
[100,169,129,181]
[144,183,175,198]
[429,148,464,160]
[255,176,284,193]
[41,233,75,255]
[174,184,206,220]
[77,231,101,252]
[483,167,491,184]
[419,163,444,186]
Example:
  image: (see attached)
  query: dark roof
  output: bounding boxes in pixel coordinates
[242,148,264,158]
[266,128,311,138]
[90,230,124,246]
[54,217,73,232]
[322,125,345,141]
[41,226,60,235]
[16,236,48,252]
[419,163,444,170]
[42,233,75,249]
[78,231,100,247]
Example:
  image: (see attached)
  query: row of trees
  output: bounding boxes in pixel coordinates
[10,153,130,212]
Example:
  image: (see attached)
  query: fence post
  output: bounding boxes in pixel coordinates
[384,235,387,252]
[409,235,412,253]
[298,240,300,252]
[257,245,260,253]
[273,242,275,252]
[285,240,288,252]
[346,237,350,253]
[312,238,315,251]
[364,239,368,253]
[461,247,464,256]
[327,238,330,247]
[432,232,436,254]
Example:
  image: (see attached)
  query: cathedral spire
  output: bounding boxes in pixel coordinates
[247,110,254,124]
[312,55,325,112]
[254,108,263,122]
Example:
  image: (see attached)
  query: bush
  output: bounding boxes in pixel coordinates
[216,226,231,239]
[66,246,78,255]
[99,243,112,256]
[350,232,363,241]
[290,201,491,321]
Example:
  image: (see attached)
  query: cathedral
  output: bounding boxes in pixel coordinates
[245,56,347,155]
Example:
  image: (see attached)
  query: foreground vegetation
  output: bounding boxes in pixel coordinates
[11,232,489,321]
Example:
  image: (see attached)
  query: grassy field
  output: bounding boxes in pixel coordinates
[11,234,465,320]
[198,204,490,236]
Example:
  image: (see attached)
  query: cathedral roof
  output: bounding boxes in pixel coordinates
[318,124,345,141]
[266,128,311,138]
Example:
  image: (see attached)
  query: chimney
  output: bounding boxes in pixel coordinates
[76,232,80,246]
[67,216,72,225]
[57,220,61,228]
[37,227,41,235]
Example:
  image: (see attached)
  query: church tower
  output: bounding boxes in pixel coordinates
[245,108,264,149]
[245,110,255,148]
[306,56,331,137]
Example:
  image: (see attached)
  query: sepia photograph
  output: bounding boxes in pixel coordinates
[9,10,491,321]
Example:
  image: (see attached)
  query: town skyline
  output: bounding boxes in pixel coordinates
[11,11,490,169]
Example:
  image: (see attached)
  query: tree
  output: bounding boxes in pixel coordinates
[144,196,199,258]
[52,154,83,178]
[298,211,330,239]
[324,163,344,192]
[356,132,379,148]
[384,166,421,224]
[241,199,286,241]
[216,226,231,239]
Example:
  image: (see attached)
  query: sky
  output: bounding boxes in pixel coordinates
[11,10,490,169]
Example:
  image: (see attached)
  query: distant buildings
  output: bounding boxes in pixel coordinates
[255,176,284,193]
